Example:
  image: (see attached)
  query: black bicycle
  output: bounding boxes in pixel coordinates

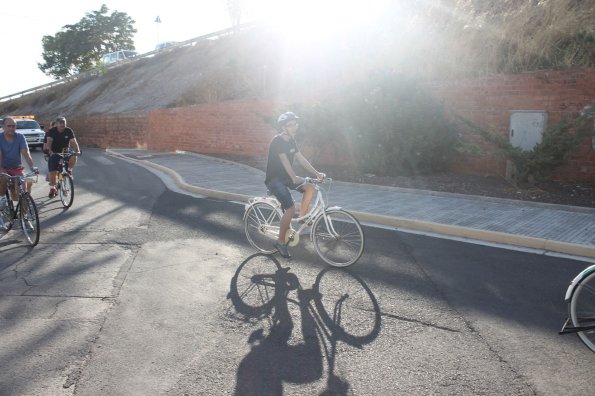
[0,170,40,246]
[53,150,81,208]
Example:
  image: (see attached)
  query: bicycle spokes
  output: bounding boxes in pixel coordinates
[19,193,40,246]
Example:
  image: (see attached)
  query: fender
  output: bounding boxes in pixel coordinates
[326,205,342,211]
[564,265,595,301]
[243,196,281,219]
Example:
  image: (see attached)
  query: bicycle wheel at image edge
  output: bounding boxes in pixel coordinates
[314,267,381,347]
[569,270,595,352]
[229,253,282,318]
[0,195,15,232]
[19,193,40,246]
[59,174,74,208]
[312,209,364,267]
[244,202,281,254]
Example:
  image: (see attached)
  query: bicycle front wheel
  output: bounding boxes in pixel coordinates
[312,209,364,267]
[59,174,74,208]
[569,270,595,352]
[0,193,15,233]
[19,193,40,246]
[244,202,281,254]
[314,267,381,347]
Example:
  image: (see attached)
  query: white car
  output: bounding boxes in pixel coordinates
[0,116,45,150]
[101,50,138,64]
[155,41,178,51]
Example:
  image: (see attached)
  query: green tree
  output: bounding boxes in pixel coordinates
[38,4,136,78]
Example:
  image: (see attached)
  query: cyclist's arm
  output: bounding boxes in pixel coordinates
[70,137,81,153]
[294,152,324,179]
[278,153,301,184]
[21,147,35,170]
[46,136,54,155]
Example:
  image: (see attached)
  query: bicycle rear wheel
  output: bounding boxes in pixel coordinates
[569,270,595,352]
[312,209,364,267]
[244,202,281,254]
[19,193,40,246]
[59,174,74,208]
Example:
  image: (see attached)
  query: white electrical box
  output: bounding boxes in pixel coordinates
[509,111,547,151]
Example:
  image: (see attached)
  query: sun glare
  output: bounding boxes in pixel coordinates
[251,0,390,44]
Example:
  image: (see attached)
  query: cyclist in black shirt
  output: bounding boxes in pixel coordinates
[265,112,325,258]
[46,117,80,198]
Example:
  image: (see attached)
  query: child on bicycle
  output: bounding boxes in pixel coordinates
[264,112,325,258]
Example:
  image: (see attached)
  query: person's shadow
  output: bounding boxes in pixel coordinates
[233,258,323,395]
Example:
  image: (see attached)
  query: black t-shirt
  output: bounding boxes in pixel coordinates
[47,127,76,153]
[265,134,299,184]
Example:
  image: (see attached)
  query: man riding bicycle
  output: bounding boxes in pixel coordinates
[45,116,80,198]
[264,112,325,258]
[0,117,39,206]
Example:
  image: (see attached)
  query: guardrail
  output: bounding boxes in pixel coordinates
[0,23,257,103]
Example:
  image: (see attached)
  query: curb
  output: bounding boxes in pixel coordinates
[352,211,595,259]
[106,149,595,260]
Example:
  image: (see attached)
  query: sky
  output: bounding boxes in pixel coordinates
[0,0,391,99]
[0,0,232,98]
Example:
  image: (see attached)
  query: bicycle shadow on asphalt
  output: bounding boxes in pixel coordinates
[228,253,381,395]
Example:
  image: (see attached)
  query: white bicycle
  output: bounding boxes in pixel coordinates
[243,178,365,267]
[560,264,595,352]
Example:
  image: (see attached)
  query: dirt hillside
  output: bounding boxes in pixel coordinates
[5,29,285,119]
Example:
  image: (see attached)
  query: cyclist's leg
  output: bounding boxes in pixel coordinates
[67,155,77,175]
[279,206,295,242]
[6,168,22,203]
[266,178,295,243]
[0,177,7,197]
[297,183,315,217]
[47,155,60,196]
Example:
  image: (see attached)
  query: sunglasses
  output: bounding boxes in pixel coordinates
[4,124,16,128]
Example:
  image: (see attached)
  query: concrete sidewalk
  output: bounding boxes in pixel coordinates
[107,149,595,259]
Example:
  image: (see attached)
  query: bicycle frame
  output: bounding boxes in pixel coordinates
[0,171,38,205]
[245,178,341,245]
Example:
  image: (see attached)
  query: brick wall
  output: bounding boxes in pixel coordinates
[67,112,149,150]
[68,68,595,182]
[146,101,276,156]
[426,68,595,181]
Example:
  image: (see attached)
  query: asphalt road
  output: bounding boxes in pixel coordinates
[0,149,593,395]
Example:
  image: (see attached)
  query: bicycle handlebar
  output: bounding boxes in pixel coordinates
[297,176,332,188]
[0,170,39,181]
[54,151,82,158]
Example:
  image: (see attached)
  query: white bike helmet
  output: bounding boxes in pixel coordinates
[277,112,299,127]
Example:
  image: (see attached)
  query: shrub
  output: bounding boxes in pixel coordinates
[456,111,594,183]
[293,71,460,176]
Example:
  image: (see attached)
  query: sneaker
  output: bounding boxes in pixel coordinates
[48,187,57,198]
[274,241,291,259]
